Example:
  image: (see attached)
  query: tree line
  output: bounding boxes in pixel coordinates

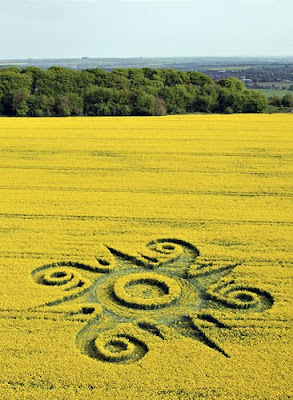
[268,93,293,108]
[0,66,268,117]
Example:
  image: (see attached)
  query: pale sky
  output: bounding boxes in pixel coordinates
[0,0,292,59]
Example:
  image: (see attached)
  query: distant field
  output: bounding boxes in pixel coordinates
[0,62,27,66]
[255,81,293,90]
[0,115,292,399]
[254,88,292,97]
[208,66,251,71]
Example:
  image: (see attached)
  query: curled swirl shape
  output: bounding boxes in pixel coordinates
[31,263,92,305]
[43,268,83,290]
[140,238,199,267]
[92,327,149,364]
[206,279,274,310]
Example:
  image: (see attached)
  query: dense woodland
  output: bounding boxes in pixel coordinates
[0,66,268,117]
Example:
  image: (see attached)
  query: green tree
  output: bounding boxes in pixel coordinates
[16,101,29,117]
[187,71,213,86]
[0,71,32,115]
[242,91,267,113]
[131,90,155,116]
[188,85,218,113]
[158,85,190,114]
[0,66,271,117]
[217,77,246,92]
[269,96,282,107]
[10,88,31,116]
[162,69,186,86]
[281,93,293,107]
[56,94,83,116]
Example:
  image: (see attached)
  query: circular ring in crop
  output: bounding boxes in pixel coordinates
[113,272,181,309]
[150,241,181,255]
[43,268,77,286]
[94,336,135,362]
[93,333,148,363]
[225,288,259,308]
[42,267,84,291]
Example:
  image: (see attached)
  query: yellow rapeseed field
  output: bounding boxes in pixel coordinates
[0,115,292,399]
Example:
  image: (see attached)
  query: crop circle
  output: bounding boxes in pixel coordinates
[113,272,181,309]
[234,292,254,302]
[154,242,179,254]
[43,268,74,286]
[224,287,259,308]
[94,336,136,362]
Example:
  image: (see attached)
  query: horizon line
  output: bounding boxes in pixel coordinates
[1,55,293,61]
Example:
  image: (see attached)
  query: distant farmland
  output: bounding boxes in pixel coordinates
[254,88,292,97]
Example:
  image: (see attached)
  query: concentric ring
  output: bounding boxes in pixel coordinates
[113,272,181,310]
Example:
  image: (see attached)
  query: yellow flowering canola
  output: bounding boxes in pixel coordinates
[0,115,292,400]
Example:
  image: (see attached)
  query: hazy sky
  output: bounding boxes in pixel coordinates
[1,0,292,59]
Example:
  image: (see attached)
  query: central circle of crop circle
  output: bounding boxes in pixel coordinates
[113,272,181,310]
[235,292,254,302]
